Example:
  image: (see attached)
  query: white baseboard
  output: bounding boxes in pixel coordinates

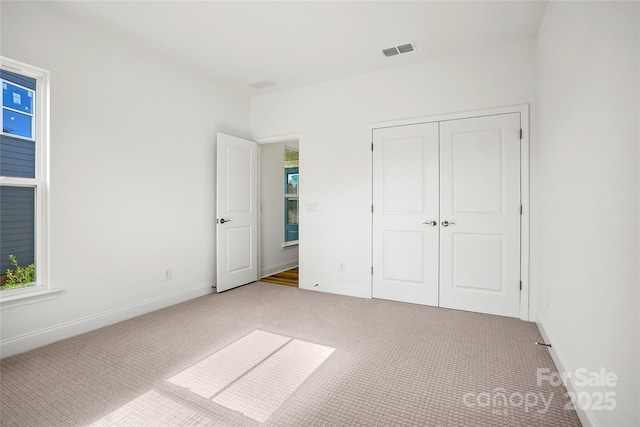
[260,261,298,279]
[0,283,213,358]
[536,316,598,427]
[300,280,370,299]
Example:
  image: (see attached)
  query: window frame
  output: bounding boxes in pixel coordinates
[0,56,54,306]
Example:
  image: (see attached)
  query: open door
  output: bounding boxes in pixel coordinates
[216,133,258,292]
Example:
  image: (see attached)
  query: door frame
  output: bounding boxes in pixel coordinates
[255,133,304,285]
[369,104,530,321]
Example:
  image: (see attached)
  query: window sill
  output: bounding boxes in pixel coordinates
[0,288,64,310]
[282,241,299,248]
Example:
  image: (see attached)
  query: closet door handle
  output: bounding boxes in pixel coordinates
[442,220,455,227]
[423,220,437,227]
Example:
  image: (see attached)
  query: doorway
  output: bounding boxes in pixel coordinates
[372,112,523,318]
[259,139,300,286]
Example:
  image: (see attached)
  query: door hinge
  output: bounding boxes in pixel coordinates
[371,266,374,275]
[520,129,523,140]
[371,142,374,151]
[520,205,523,215]
[519,280,522,290]
[371,205,374,213]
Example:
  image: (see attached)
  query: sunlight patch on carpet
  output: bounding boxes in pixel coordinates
[212,338,334,422]
[91,390,209,426]
[168,330,290,398]
[168,329,334,423]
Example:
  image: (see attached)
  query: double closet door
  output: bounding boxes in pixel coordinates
[372,113,521,318]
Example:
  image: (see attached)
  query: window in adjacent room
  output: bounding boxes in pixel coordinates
[284,147,298,245]
[0,57,50,297]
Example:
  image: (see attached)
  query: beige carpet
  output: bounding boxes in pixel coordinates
[0,282,581,426]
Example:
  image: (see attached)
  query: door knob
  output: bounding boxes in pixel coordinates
[442,220,455,227]
[423,220,437,227]
[219,218,231,224]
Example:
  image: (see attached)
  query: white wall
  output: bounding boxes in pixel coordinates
[0,2,251,357]
[1,3,635,422]
[252,40,537,300]
[537,2,639,426]
[260,140,299,277]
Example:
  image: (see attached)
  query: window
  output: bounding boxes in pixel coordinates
[284,147,298,244]
[3,80,34,140]
[0,57,50,299]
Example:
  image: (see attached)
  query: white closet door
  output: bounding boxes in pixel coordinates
[439,113,521,317]
[372,123,440,306]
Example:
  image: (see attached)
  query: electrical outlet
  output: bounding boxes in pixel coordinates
[164,268,172,281]
[339,261,345,272]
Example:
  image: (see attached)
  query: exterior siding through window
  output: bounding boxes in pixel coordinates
[0,70,36,274]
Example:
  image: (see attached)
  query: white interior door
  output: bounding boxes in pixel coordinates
[372,123,440,306]
[371,112,522,318]
[216,133,258,292]
[439,113,521,317]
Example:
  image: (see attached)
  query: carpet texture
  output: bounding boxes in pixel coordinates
[0,282,581,426]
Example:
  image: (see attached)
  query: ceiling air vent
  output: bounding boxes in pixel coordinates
[382,42,416,57]
[249,79,276,89]
[397,43,414,54]
[382,47,399,57]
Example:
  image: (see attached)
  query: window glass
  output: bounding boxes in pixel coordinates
[285,198,298,242]
[2,79,35,140]
[2,109,33,139]
[285,170,298,195]
[0,135,35,178]
[0,186,36,290]
[2,81,34,113]
[1,74,36,178]
[284,147,299,244]
[0,61,43,293]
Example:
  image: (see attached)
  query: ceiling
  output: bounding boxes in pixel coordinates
[51,1,547,95]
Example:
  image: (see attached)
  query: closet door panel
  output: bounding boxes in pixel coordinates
[372,123,439,306]
[439,113,521,318]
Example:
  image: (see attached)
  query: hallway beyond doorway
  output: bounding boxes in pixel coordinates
[261,268,298,287]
